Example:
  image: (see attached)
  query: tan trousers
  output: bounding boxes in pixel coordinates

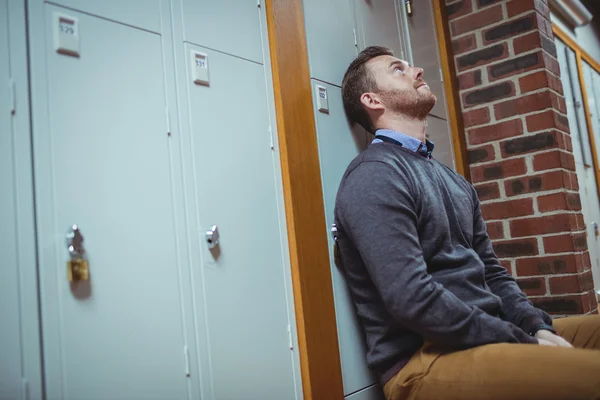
[383,315,600,400]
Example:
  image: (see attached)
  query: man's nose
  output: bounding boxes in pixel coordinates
[413,67,424,80]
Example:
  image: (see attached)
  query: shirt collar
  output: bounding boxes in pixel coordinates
[372,129,435,159]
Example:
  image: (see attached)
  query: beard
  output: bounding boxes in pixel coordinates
[378,86,437,121]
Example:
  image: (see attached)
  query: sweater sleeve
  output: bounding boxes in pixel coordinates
[470,186,554,335]
[337,162,538,348]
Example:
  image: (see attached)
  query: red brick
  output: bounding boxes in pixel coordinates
[481,14,538,45]
[516,254,587,276]
[493,238,539,258]
[533,150,576,172]
[487,50,545,82]
[494,90,562,120]
[507,0,550,19]
[458,69,483,90]
[566,171,579,191]
[452,34,477,55]
[471,158,527,183]
[486,221,505,239]
[549,270,595,295]
[463,81,516,108]
[526,109,570,133]
[468,144,496,164]
[513,32,541,55]
[457,43,509,72]
[468,118,523,145]
[542,52,561,77]
[447,0,473,20]
[519,70,563,95]
[543,232,588,254]
[535,12,554,39]
[481,198,534,220]
[474,182,501,200]
[451,5,503,36]
[500,130,566,158]
[504,170,566,197]
[538,192,581,213]
[463,107,491,128]
[531,292,592,315]
[517,277,547,296]
[510,213,575,237]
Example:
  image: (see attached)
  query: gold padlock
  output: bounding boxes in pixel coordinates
[67,258,90,282]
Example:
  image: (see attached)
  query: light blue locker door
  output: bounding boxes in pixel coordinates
[183,44,297,400]
[353,0,405,59]
[182,0,263,64]
[311,81,384,398]
[47,0,161,32]
[31,6,190,399]
[303,0,357,86]
[0,1,24,397]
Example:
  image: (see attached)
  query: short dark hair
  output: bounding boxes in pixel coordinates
[342,46,393,134]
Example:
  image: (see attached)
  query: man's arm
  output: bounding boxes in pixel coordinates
[470,186,554,336]
[337,162,538,348]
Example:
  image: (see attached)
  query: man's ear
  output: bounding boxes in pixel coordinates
[360,92,385,112]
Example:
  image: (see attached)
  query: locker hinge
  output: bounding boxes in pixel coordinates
[288,324,294,350]
[9,78,16,115]
[165,106,171,137]
[21,378,29,400]
[353,29,358,47]
[183,346,190,377]
[257,0,261,7]
[269,125,274,150]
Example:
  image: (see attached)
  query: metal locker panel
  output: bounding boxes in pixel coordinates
[405,0,448,119]
[426,116,455,170]
[312,81,377,395]
[49,0,161,33]
[303,0,357,86]
[0,1,24,398]
[345,384,386,400]
[32,6,188,399]
[184,44,297,400]
[354,0,404,59]
[181,0,263,64]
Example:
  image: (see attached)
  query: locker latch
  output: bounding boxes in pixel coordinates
[405,0,413,17]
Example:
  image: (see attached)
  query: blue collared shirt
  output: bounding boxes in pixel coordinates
[372,129,435,159]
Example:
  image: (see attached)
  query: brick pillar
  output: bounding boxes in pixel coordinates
[445,0,598,315]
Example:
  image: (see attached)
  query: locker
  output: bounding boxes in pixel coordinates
[182,44,298,400]
[405,0,448,119]
[303,0,357,86]
[311,81,376,396]
[30,6,189,399]
[0,1,23,397]
[353,0,405,60]
[49,0,162,33]
[181,0,263,64]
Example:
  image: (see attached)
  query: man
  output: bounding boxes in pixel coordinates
[335,46,600,400]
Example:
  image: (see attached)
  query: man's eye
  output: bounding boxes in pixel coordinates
[394,67,404,74]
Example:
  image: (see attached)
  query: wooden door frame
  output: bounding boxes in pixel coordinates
[264,1,467,398]
[553,24,600,208]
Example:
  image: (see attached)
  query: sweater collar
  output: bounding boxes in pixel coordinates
[373,129,435,159]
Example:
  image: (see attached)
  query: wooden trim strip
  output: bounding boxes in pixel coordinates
[265,1,344,399]
[553,24,600,206]
[433,0,471,180]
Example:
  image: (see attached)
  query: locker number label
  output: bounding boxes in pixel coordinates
[59,19,76,35]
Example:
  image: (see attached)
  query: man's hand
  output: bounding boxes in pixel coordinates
[535,329,573,348]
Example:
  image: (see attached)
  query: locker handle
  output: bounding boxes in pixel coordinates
[206,225,220,249]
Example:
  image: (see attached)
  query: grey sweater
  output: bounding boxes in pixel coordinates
[334,141,552,384]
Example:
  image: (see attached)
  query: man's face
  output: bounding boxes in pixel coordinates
[366,55,437,120]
